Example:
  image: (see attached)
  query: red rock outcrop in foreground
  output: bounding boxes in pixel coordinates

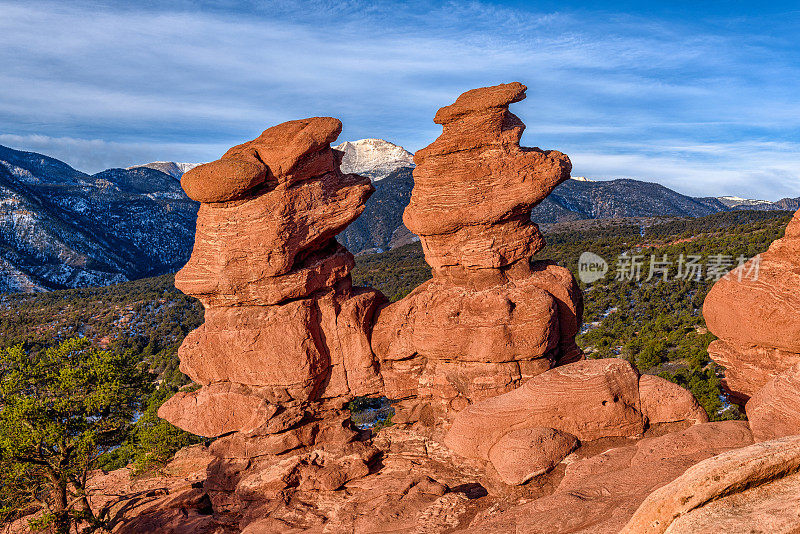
[622,434,800,534]
[703,208,800,442]
[153,118,394,528]
[444,359,709,482]
[703,208,800,400]
[373,83,583,417]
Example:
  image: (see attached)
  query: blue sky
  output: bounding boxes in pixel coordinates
[1,0,799,200]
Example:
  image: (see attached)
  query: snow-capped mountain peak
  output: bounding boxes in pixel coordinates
[716,196,774,208]
[333,139,414,181]
[127,161,202,180]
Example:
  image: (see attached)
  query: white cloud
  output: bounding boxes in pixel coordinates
[0,0,798,197]
[0,134,217,174]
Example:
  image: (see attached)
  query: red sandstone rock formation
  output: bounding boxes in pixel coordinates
[638,374,709,425]
[703,208,800,399]
[488,427,578,485]
[745,362,800,442]
[113,89,783,534]
[444,359,710,483]
[157,118,389,529]
[622,434,800,534]
[457,421,754,533]
[160,118,385,438]
[372,83,583,416]
[445,359,645,461]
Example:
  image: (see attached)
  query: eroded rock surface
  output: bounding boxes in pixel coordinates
[445,359,645,461]
[373,83,583,417]
[160,118,385,438]
[622,434,800,534]
[703,208,800,399]
[639,374,709,425]
[746,362,800,442]
[459,422,753,534]
[155,118,392,531]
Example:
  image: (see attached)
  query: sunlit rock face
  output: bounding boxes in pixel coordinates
[372,82,584,417]
[161,117,386,435]
[703,208,800,400]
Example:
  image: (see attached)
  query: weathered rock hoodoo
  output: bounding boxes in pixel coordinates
[161,117,383,418]
[608,209,800,533]
[157,118,388,524]
[703,207,800,440]
[372,82,584,416]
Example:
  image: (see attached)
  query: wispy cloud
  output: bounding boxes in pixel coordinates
[0,134,217,173]
[0,0,798,198]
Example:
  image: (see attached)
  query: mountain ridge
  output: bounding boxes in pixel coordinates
[127,161,201,179]
[1,142,798,292]
[333,138,414,181]
[0,144,198,293]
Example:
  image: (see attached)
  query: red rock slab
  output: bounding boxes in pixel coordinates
[379,356,554,409]
[662,470,800,533]
[528,261,584,363]
[703,208,800,355]
[459,421,753,534]
[488,427,578,485]
[434,82,527,125]
[176,171,372,295]
[372,276,559,365]
[181,117,344,203]
[415,216,547,273]
[177,300,328,402]
[181,156,267,204]
[621,434,800,534]
[638,374,709,426]
[81,445,220,534]
[444,359,645,460]
[404,82,571,272]
[222,117,343,185]
[707,339,800,400]
[406,150,572,238]
[157,382,277,438]
[746,362,800,442]
[177,240,355,307]
[314,287,385,400]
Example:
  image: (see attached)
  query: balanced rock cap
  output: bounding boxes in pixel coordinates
[181,117,343,203]
[434,82,527,124]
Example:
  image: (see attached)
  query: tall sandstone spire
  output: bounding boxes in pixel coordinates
[159,118,385,437]
[372,82,585,418]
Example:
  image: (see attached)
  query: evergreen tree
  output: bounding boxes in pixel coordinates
[0,338,151,533]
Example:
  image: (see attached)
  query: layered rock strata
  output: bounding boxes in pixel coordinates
[157,119,389,522]
[704,208,800,442]
[444,359,710,482]
[160,118,384,433]
[622,434,800,534]
[372,83,583,416]
[457,421,754,533]
[703,208,800,400]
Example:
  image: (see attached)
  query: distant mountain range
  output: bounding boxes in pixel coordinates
[0,141,797,292]
[0,145,198,292]
[127,161,201,179]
